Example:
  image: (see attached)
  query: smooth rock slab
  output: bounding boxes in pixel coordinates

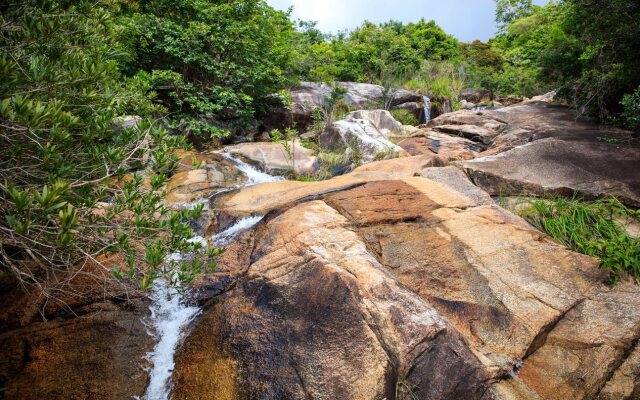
[174,201,489,399]
[223,141,320,176]
[178,157,640,400]
[460,138,640,207]
[398,126,479,162]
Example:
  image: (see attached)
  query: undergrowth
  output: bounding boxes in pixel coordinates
[520,197,640,284]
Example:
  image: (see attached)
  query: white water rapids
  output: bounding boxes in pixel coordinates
[141,151,280,400]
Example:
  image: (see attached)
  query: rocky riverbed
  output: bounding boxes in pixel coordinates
[1,94,639,400]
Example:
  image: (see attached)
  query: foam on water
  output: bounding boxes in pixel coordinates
[143,281,200,400]
[213,215,264,246]
[221,152,285,185]
[142,150,282,399]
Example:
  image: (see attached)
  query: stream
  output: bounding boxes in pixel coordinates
[141,152,282,400]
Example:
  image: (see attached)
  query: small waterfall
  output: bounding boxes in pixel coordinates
[142,150,285,400]
[221,152,285,185]
[143,281,200,400]
[213,215,265,246]
[422,96,431,124]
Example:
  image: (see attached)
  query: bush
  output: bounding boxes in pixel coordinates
[390,109,419,126]
[521,197,640,284]
[117,0,299,144]
[621,86,640,132]
[0,0,218,295]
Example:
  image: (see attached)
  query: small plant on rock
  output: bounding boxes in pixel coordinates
[521,196,640,284]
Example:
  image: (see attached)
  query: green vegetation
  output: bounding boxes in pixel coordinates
[520,197,640,284]
[390,109,419,126]
[117,0,299,143]
[478,0,640,125]
[294,19,458,84]
[0,0,219,293]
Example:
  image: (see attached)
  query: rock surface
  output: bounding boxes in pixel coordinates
[0,256,153,400]
[263,81,421,131]
[165,150,248,206]
[223,141,320,176]
[174,156,639,400]
[319,110,409,163]
[397,126,479,162]
[461,88,492,104]
[461,138,640,207]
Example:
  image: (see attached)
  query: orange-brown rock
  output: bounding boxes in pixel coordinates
[165,151,247,206]
[0,256,153,400]
[175,161,639,400]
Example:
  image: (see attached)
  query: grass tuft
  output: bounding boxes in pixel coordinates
[520,196,640,284]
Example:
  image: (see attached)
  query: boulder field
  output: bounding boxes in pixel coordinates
[174,159,640,400]
[1,99,639,400]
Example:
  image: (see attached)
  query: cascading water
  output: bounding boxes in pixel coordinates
[142,151,282,400]
[422,96,431,124]
[220,152,285,185]
[213,215,265,246]
[143,282,200,400]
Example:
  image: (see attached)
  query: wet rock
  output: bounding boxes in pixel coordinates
[223,141,320,176]
[461,88,492,104]
[165,151,247,206]
[319,110,409,163]
[460,138,640,207]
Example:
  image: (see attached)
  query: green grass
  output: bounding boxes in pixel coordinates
[390,108,419,126]
[520,197,640,284]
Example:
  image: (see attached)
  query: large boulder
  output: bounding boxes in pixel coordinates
[461,88,492,104]
[319,110,409,163]
[165,150,248,206]
[398,126,480,162]
[222,141,320,176]
[262,82,422,131]
[0,256,154,400]
[460,138,640,207]
[174,158,640,399]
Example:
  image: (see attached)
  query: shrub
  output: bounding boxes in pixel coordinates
[0,0,218,296]
[521,197,640,284]
[621,86,640,132]
[390,109,419,126]
[117,0,299,143]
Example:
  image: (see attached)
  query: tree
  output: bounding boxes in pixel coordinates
[117,0,299,144]
[0,0,217,298]
[495,0,535,31]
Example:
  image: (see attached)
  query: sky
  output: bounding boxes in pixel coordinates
[267,0,549,42]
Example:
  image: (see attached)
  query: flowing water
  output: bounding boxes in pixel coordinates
[213,215,265,246]
[221,152,285,185]
[143,282,201,400]
[422,96,431,124]
[141,150,281,400]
